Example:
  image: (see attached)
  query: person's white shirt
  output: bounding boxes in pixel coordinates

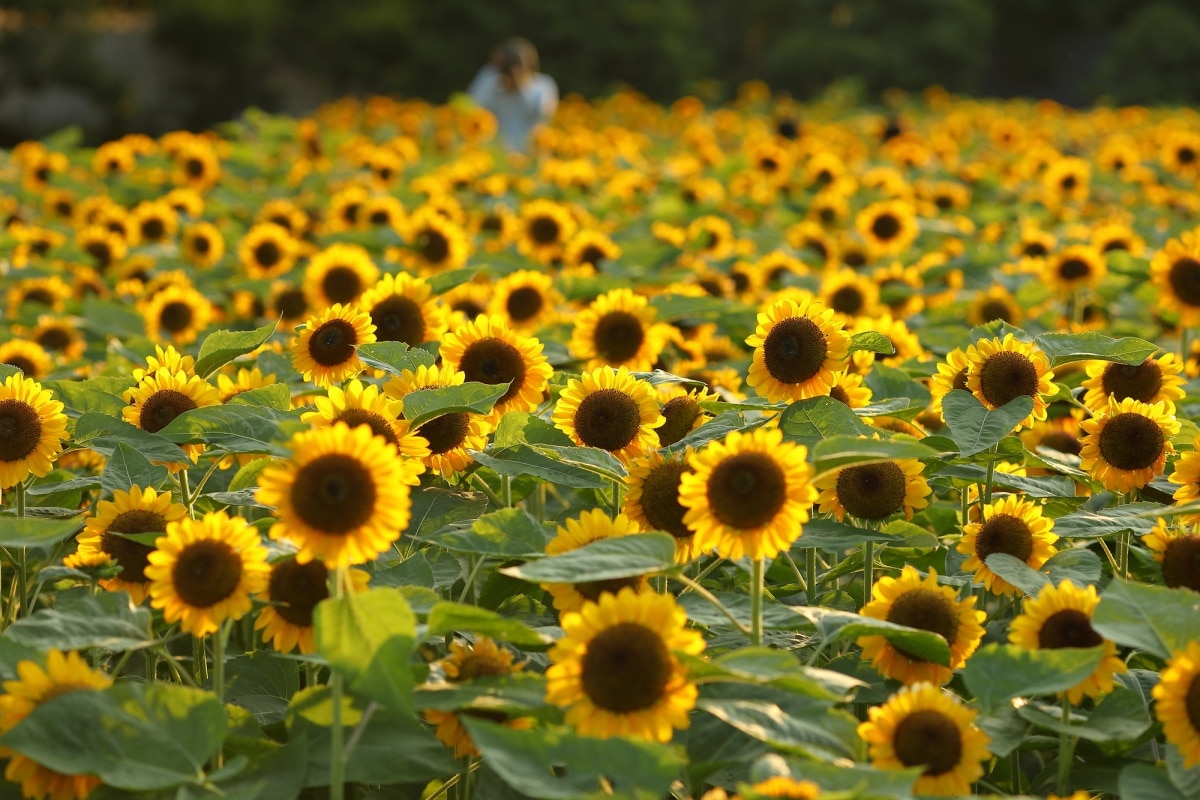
[468,65,558,153]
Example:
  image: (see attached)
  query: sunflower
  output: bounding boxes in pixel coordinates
[856,200,919,256]
[624,450,698,564]
[569,288,669,372]
[858,567,985,686]
[1152,641,1200,768]
[545,587,704,742]
[488,270,561,332]
[122,368,220,465]
[359,195,405,230]
[848,314,926,373]
[75,486,186,604]
[1142,518,1200,593]
[439,315,553,422]
[440,281,492,329]
[164,187,204,219]
[858,682,991,797]
[826,369,874,410]
[816,458,931,523]
[653,385,718,447]
[131,344,195,384]
[255,557,370,654]
[402,209,470,272]
[746,295,851,402]
[1150,232,1200,326]
[542,509,650,613]
[472,205,518,252]
[130,200,179,246]
[686,215,736,261]
[6,275,72,319]
[743,777,822,799]
[958,495,1058,596]
[0,374,69,490]
[258,199,309,238]
[1170,443,1200,524]
[0,340,54,381]
[1091,221,1145,257]
[552,367,663,464]
[1042,156,1090,206]
[0,650,112,800]
[256,423,422,567]
[93,140,136,175]
[357,273,446,348]
[141,284,215,346]
[239,223,298,280]
[964,334,1056,430]
[216,367,276,403]
[785,221,839,269]
[300,379,430,460]
[1081,354,1186,415]
[819,270,879,321]
[290,303,377,388]
[326,185,368,232]
[1014,226,1056,260]
[1046,245,1106,295]
[145,511,269,637]
[872,261,925,319]
[564,230,621,271]
[515,199,577,263]
[679,427,816,561]
[967,285,1023,327]
[303,243,380,309]
[385,364,493,478]
[423,637,532,758]
[1161,130,1200,177]
[27,316,86,363]
[1079,397,1179,493]
[173,141,221,191]
[76,225,127,271]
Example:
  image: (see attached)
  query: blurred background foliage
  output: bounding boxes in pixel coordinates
[1,0,1199,144]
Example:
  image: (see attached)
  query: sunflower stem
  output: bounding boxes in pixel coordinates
[500,474,512,509]
[983,450,997,506]
[1057,696,1078,795]
[330,565,347,800]
[677,557,724,595]
[806,548,818,604]
[15,481,28,618]
[671,573,749,635]
[213,620,229,769]
[178,469,195,519]
[1118,529,1132,581]
[527,482,546,522]
[862,540,874,606]
[749,558,764,647]
[192,635,208,686]
[609,477,623,520]
[781,550,806,592]
[468,474,503,508]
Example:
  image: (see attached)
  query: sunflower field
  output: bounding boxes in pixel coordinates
[1,84,1200,800]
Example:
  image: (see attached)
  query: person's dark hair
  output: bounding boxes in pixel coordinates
[496,37,539,76]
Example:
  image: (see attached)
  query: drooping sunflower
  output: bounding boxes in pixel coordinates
[357,273,447,347]
[300,379,430,461]
[1079,397,1179,493]
[145,511,269,637]
[964,334,1056,430]
[653,385,718,448]
[423,637,532,758]
[858,682,991,797]
[0,374,69,489]
[255,557,369,654]
[488,270,562,332]
[141,284,215,346]
[569,288,669,372]
[239,223,298,280]
[1152,641,1200,768]
[679,427,816,561]
[1150,232,1200,326]
[856,200,919,255]
[1008,580,1128,704]
[858,566,985,686]
[0,340,54,381]
[624,450,698,564]
[75,486,186,603]
[1081,354,1186,415]
[552,367,663,464]
[545,587,704,742]
[256,423,422,567]
[542,509,650,614]
[385,364,493,478]
[303,243,380,309]
[746,295,852,403]
[1142,518,1200,593]
[290,303,377,388]
[1046,245,1106,295]
[0,650,113,800]
[958,495,1058,596]
[122,369,220,469]
[816,458,931,523]
[820,270,880,320]
[439,315,553,422]
[826,369,874,410]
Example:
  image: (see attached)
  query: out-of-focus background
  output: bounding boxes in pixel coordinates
[3,0,1199,145]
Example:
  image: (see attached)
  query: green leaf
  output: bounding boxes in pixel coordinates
[492,411,574,448]
[422,507,547,557]
[401,382,508,427]
[426,602,551,647]
[1119,765,1187,800]
[535,445,627,479]
[225,651,301,727]
[1016,677,1152,742]
[1042,547,1103,587]
[697,697,857,760]
[44,377,129,417]
[779,397,873,447]
[193,320,278,378]
[934,464,1077,498]
[794,519,897,549]
[811,435,942,478]
[1091,579,1200,660]
[74,412,189,465]
[848,330,896,355]
[314,588,416,714]
[80,297,146,339]
[500,533,675,583]
[404,487,490,540]
[649,293,736,322]
[790,607,951,666]
[101,441,170,498]
[702,648,854,699]
[413,672,548,714]
[630,369,709,388]
[228,384,291,410]
[0,363,21,381]
[157,405,304,455]
[0,682,225,791]
[0,516,83,547]
[1052,503,1160,538]
[472,445,608,489]
[786,760,921,798]
[665,410,767,454]
[941,390,1034,457]
[678,592,815,631]
[463,717,683,799]
[356,341,436,375]
[983,553,1051,596]
[5,592,153,652]
[1033,332,1159,367]
[961,643,1107,713]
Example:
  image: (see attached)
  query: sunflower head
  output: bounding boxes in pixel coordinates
[290,303,377,388]
[746,295,852,403]
[0,374,69,490]
[569,288,668,372]
[255,557,369,654]
[552,367,664,464]
[439,315,553,421]
[1151,232,1200,326]
[1143,518,1200,593]
[958,494,1058,596]
[542,509,651,613]
[624,450,698,564]
[1079,396,1179,493]
[1152,641,1200,768]
[1082,354,1186,416]
[964,334,1055,429]
[816,458,931,523]
[76,485,187,603]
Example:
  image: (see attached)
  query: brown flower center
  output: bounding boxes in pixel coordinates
[139,390,198,433]
[1161,535,1200,593]
[141,217,166,242]
[1038,608,1103,649]
[529,217,560,245]
[267,558,328,627]
[307,319,358,367]
[1100,360,1163,404]
[829,286,866,316]
[160,301,194,334]
[321,266,363,305]
[334,409,398,446]
[886,587,959,660]
[871,213,901,241]
[171,539,243,608]
[1040,430,1081,456]
[101,509,166,584]
[290,453,378,534]
[1057,258,1091,281]
[1186,673,1200,733]
[593,311,646,363]
[573,389,642,452]
[254,240,281,269]
[35,327,72,352]
[975,513,1034,563]
[1097,412,1164,471]
[580,622,671,713]
[978,350,1039,407]
[835,462,908,520]
[458,338,526,405]
[1169,257,1200,306]
[706,452,788,530]
[505,287,545,322]
[576,576,646,604]
[417,412,471,455]
[418,229,450,264]
[370,296,425,345]
[762,316,829,385]
[892,709,964,776]
[979,300,1015,323]
[637,461,691,540]
[656,396,702,447]
[274,288,307,320]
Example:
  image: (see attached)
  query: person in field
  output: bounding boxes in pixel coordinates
[468,38,558,153]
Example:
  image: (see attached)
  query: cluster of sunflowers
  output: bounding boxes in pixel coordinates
[1,82,1200,800]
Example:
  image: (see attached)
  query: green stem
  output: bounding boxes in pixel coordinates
[749,558,764,647]
[862,540,874,606]
[330,565,347,800]
[527,482,546,523]
[610,477,623,520]
[192,635,208,687]
[468,474,503,508]
[781,550,806,592]
[1118,529,1131,581]
[178,469,195,519]
[806,548,817,604]
[1057,696,1077,795]
[16,481,28,619]
[671,573,749,635]
[676,557,724,595]
[983,452,997,507]
[457,555,485,604]
[500,474,512,509]
[213,621,229,769]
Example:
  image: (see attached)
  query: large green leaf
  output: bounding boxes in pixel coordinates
[472,444,608,489]
[426,602,551,647]
[790,607,951,666]
[401,381,509,427]
[356,341,436,375]
[1033,332,1159,367]
[0,516,83,547]
[934,464,1077,498]
[983,553,1051,596]
[423,507,547,557]
[941,390,1034,457]
[665,410,766,454]
[80,297,146,339]
[314,588,417,714]
[697,697,858,760]
[501,533,676,583]
[848,330,896,355]
[961,643,1107,713]
[193,320,278,377]
[1091,579,1200,660]
[779,397,873,446]
[810,435,942,478]
[1016,676,1152,742]
[649,293,736,322]
[74,413,189,464]
[0,683,225,791]
[794,519,897,549]
[463,717,683,800]
[1119,765,1187,800]
[157,405,304,455]
[5,592,153,652]
[101,440,170,497]
[43,376,130,417]
[225,651,301,727]
[1052,503,1160,538]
